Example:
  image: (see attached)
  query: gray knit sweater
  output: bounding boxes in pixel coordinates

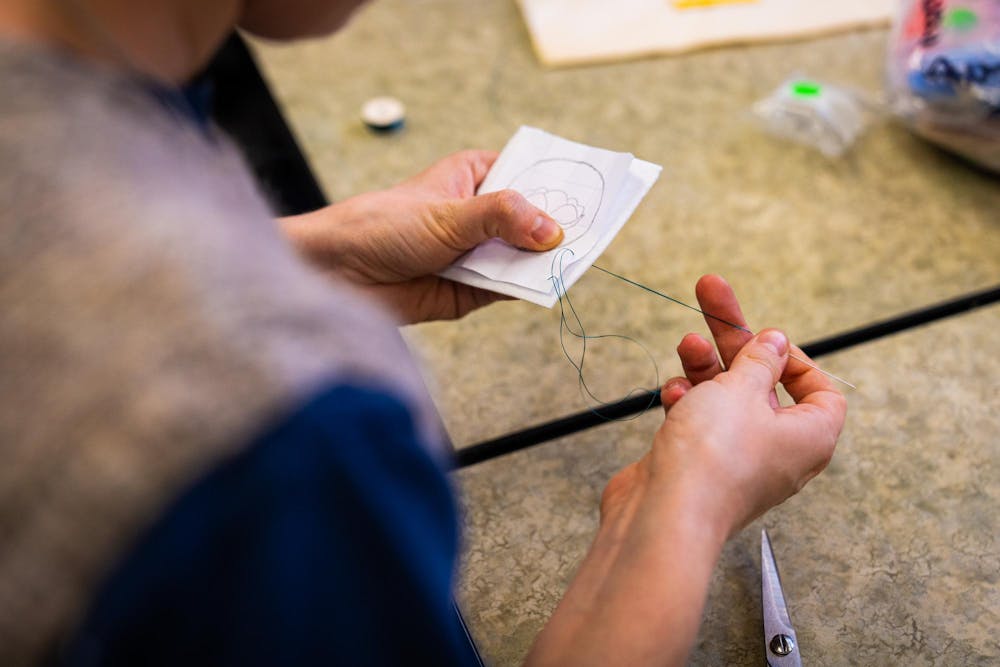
[0,39,441,664]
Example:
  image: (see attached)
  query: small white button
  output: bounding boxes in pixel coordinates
[361,96,406,131]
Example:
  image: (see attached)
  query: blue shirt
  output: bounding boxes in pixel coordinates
[60,384,481,666]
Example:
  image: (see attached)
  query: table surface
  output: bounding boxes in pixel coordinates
[252,1,1000,663]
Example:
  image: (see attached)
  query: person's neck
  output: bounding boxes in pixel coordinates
[0,0,238,84]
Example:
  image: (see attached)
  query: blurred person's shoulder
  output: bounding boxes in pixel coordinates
[0,38,449,666]
[0,36,269,249]
[0,36,443,479]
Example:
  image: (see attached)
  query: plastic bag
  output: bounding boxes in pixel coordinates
[887,0,1000,172]
[751,77,873,157]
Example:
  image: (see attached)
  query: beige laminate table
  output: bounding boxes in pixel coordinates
[252,1,1000,663]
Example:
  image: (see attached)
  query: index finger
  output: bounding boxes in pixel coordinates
[778,345,848,440]
[465,149,500,187]
[754,346,847,487]
[695,274,753,370]
[780,345,846,405]
[404,150,500,198]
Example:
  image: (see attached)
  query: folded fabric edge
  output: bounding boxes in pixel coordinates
[438,265,559,308]
[439,155,663,308]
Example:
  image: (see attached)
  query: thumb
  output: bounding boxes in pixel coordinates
[442,189,565,251]
[726,329,789,394]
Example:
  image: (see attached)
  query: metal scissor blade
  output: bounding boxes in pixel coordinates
[762,528,802,667]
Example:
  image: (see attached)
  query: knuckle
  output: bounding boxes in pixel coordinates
[683,351,716,374]
[744,349,775,370]
[815,429,839,471]
[431,201,457,232]
[429,201,468,250]
[817,434,837,467]
[822,392,848,437]
[737,352,778,387]
[831,391,849,417]
[452,149,478,166]
[432,200,456,226]
[491,189,526,221]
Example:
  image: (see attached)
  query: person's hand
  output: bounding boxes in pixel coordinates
[603,274,847,537]
[527,275,846,667]
[280,150,564,323]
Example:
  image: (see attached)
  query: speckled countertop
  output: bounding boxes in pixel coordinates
[252,1,1000,664]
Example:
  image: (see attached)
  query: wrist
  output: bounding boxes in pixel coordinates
[640,468,731,560]
[279,210,325,260]
[527,461,730,666]
[279,206,356,275]
[647,439,742,545]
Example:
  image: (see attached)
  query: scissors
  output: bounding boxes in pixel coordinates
[761,528,802,666]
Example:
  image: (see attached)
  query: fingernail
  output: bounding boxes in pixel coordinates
[531,216,563,245]
[758,329,788,356]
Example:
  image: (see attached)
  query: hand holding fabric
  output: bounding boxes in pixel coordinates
[281,150,563,323]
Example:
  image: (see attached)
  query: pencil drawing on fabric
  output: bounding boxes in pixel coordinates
[440,126,662,307]
[507,158,605,244]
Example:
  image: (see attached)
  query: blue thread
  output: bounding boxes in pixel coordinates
[591,265,752,334]
[549,250,660,422]
[553,261,855,394]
